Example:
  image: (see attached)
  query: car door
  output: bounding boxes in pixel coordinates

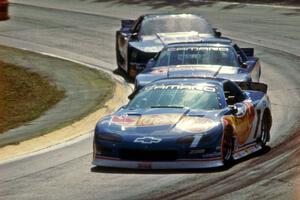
[223,81,256,146]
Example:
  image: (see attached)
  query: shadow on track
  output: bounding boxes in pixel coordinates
[90,0,216,9]
[85,0,300,8]
[90,146,271,174]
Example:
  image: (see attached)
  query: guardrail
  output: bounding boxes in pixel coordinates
[0,0,9,21]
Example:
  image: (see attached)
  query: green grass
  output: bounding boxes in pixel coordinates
[0,61,65,133]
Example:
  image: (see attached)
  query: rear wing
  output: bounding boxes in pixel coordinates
[237,82,268,94]
[121,19,135,31]
[241,48,254,57]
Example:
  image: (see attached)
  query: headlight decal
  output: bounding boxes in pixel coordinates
[176,116,219,133]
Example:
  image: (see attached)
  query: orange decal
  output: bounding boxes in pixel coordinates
[111,116,138,126]
[151,68,168,74]
[224,103,255,145]
[111,114,182,127]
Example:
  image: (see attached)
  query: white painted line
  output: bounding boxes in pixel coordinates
[0,131,92,165]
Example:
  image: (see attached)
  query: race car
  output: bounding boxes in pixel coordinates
[92,77,272,169]
[116,13,222,78]
[135,38,261,90]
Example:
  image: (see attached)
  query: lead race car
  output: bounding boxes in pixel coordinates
[135,38,261,90]
[116,13,222,78]
[93,78,272,169]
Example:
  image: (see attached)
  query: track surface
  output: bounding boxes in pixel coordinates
[0,1,299,199]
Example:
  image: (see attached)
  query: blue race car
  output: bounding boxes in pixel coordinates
[92,77,272,169]
[116,14,221,78]
[135,38,261,89]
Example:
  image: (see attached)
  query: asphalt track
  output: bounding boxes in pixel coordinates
[0,1,299,199]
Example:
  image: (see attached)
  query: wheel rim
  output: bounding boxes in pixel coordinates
[260,117,268,145]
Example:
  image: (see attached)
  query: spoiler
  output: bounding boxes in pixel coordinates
[121,19,135,29]
[236,82,268,93]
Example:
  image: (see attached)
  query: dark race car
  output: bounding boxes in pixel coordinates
[93,77,272,169]
[135,38,261,90]
[116,14,222,78]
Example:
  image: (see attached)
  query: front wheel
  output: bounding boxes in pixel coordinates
[222,133,234,166]
[116,44,123,72]
[258,114,270,149]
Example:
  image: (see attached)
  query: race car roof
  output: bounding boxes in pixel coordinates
[145,77,227,88]
[143,13,207,20]
[166,37,232,47]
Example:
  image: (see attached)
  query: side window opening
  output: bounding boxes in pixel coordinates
[223,81,246,106]
[233,44,247,62]
[132,17,143,34]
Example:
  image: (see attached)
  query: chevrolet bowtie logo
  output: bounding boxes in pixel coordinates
[134,137,162,144]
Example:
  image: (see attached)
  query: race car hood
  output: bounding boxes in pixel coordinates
[129,32,214,53]
[136,65,250,89]
[96,108,221,136]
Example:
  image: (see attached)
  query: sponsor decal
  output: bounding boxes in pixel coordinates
[111,114,218,133]
[150,67,168,74]
[144,84,216,92]
[177,117,218,134]
[224,102,255,145]
[167,47,230,52]
[111,114,181,127]
[134,137,162,144]
[111,115,138,126]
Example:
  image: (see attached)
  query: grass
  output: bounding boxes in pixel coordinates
[0,61,65,133]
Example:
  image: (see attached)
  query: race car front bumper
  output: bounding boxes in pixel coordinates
[92,155,224,169]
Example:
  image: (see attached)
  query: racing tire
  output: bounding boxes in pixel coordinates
[115,40,124,72]
[258,112,271,149]
[222,133,234,167]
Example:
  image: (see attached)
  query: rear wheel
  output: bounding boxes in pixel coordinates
[222,133,234,166]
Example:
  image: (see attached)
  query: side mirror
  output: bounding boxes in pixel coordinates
[231,103,247,117]
[131,32,138,40]
[121,32,128,37]
[215,31,222,38]
[241,62,248,68]
[238,56,247,68]
[213,28,222,37]
[231,105,238,115]
[146,58,156,69]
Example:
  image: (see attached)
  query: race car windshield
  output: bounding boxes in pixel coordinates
[127,84,220,110]
[140,16,213,35]
[155,46,239,67]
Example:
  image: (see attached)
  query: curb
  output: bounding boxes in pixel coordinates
[0,50,132,163]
